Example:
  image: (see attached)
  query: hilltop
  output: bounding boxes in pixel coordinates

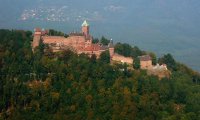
[0,29,200,119]
[1,0,200,72]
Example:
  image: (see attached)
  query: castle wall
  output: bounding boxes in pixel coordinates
[140,60,152,69]
[112,54,133,64]
[66,36,86,50]
[109,48,114,57]
[32,35,41,50]
[42,35,88,51]
[42,36,65,44]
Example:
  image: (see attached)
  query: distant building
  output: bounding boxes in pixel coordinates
[147,64,170,79]
[32,20,133,64]
[139,55,152,69]
[139,55,170,79]
[152,64,168,71]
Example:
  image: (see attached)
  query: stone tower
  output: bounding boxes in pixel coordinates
[32,28,42,51]
[109,39,114,57]
[82,20,89,38]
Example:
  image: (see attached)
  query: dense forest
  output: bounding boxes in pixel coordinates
[0,29,200,120]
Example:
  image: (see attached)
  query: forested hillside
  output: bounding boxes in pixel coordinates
[0,29,200,120]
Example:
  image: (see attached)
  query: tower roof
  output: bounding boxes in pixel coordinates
[139,55,152,61]
[108,39,114,48]
[82,20,89,27]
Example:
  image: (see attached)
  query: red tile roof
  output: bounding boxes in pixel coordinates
[34,28,41,32]
[139,55,152,61]
[84,44,100,51]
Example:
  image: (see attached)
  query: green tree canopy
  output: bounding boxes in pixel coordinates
[159,53,177,71]
[0,29,200,120]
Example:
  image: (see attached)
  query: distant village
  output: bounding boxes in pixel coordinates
[32,20,170,79]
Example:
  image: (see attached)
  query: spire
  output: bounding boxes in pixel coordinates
[108,39,114,48]
[82,20,89,27]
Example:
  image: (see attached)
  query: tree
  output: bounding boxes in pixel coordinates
[159,53,177,71]
[100,36,110,45]
[114,43,132,57]
[99,50,110,64]
[92,38,99,44]
[34,39,45,60]
[149,52,157,65]
[58,50,74,63]
[133,57,140,69]
[49,29,65,36]
[131,46,144,58]
[90,54,97,63]
[1,29,200,120]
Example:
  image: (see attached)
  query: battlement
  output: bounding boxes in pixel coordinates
[69,32,84,36]
[34,28,48,36]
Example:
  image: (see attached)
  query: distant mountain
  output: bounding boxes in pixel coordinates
[0,0,200,72]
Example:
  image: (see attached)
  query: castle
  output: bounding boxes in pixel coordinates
[31,20,169,78]
[32,20,133,64]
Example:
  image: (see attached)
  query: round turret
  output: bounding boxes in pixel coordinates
[82,20,90,37]
[109,39,114,57]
